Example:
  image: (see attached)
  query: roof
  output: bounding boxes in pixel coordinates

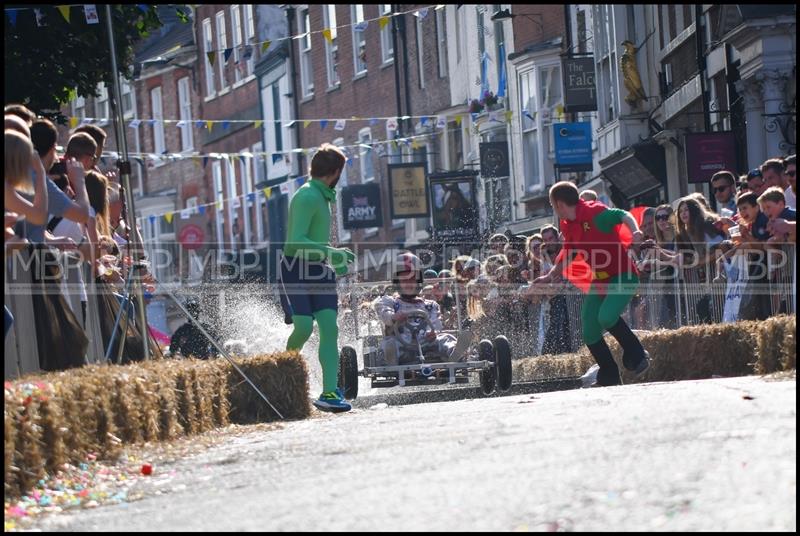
[134,6,195,64]
[507,36,563,62]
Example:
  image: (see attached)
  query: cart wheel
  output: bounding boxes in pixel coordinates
[493,336,513,392]
[478,339,496,396]
[338,346,359,400]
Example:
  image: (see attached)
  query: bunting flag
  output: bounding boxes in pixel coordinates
[303,120,311,129]
[523,110,535,122]
[436,115,447,129]
[180,209,191,220]
[488,111,500,123]
[386,118,398,131]
[295,177,305,187]
[207,51,216,66]
[223,48,233,63]
[57,5,70,23]
[505,110,514,123]
[7,10,17,26]
[202,156,209,168]
[261,40,271,54]
[263,187,272,199]
[198,205,206,215]
[84,4,99,24]
[280,182,290,195]
[149,215,156,225]
[379,16,390,30]
[195,120,204,129]
[136,4,149,14]
[206,120,214,132]
[165,212,174,224]
[222,120,230,130]
[242,45,253,60]
[272,154,282,164]
[320,119,329,130]
[411,139,421,150]
[254,120,263,129]
[455,115,462,126]
[216,200,223,211]
[417,8,429,19]
[247,192,256,202]
[420,116,429,127]
[322,28,333,44]
[69,117,79,129]
[369,118,379,126]
[497,43,507,98]
[354,21,368,32]
[176,120,186,128]
[555,103,565,119]
[334,119,346,131]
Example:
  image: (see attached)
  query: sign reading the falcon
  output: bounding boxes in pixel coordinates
[341,182,383,229]
[562,56,597,112]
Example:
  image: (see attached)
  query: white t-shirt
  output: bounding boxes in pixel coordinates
[785,185,796,210]
[51,207,96,304]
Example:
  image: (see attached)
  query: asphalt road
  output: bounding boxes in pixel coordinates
[32,375,796,532]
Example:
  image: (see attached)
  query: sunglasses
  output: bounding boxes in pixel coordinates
[655,214,670,221]
[713,185,730,193]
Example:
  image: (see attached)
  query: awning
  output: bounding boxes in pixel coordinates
[600,140,667,200]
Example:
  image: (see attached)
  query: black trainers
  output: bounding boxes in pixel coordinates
[607,318,648,372]
[587,340,622,386]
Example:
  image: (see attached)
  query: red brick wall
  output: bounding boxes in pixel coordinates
[512,4,566,51]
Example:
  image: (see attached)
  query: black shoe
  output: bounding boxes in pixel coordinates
[607,318,648,372]
[586,339,622,386]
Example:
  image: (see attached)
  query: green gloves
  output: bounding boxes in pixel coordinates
[327,247,356,276]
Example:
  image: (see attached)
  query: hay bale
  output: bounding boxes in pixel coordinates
[514,318,796,384]
[227,352,311,424]
[4,350,310,499]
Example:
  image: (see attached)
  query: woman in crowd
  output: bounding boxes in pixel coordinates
[675,196,730,324]
[637,204,680,328]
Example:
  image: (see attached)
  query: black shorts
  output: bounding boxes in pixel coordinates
[279,255,338,323]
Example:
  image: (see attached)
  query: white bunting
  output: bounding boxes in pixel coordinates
[436,115,447,129]
[334,119,346,131]
[180,209,191,220]
[84,4,99,24]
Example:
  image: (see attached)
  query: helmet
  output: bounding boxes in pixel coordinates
[393,252,422,277]
[423,269,438,279]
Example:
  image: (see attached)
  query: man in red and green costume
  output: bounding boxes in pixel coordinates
[532,181,650,386]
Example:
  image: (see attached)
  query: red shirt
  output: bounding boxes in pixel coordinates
[558,200,638,291]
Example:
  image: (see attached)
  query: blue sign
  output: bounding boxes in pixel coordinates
[554,122,593,172]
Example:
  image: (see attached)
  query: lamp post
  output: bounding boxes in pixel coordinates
[490,8,544,34]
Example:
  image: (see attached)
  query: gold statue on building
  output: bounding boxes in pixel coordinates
[620,40,647,108]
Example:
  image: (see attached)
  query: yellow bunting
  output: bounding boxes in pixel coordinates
[303,120,311,129]
[254,120,263,129]
[555,104,565,118]
[411,139,420,150]
[264,187,272,198]
[216,200,223,211]
[206,120,214,132]
[261,40,271,54]
[454,115,462,126]
[69,117,79,129]
[57,5,70,22]
[379,16,390,30]
[164,212,174,224]
[322,28,333,44]
[505,110,514,123]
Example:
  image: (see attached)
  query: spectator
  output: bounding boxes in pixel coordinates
[526,234,544,281]
[675,196,729,323]
[30,118,59,172]
[710,170,738,217]
[5,130,48,226]
[73,124,107,166]
[746,168,767,197]
[646,204,680,327]
[488,233,509,255]
[65,132,99,172]
[538,224,575,355]
[783,154,796,209]
[482,253,509,280]
[5,114,30,138]
[761,158,787,191]
[738,175,750,194]
[640,207,657,241]
[5,211,29,340]
[4,103,36,127]
[579,189,598,202]
[729,191,772,320]
[758,187,796,225]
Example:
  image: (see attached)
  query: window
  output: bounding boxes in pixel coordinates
[177,77,193,152]
[477,6,485,63]
[243,4,256,76]
[298,8,313,97]
[150,86,165,155]
[323,5,340,87]
[358,128,374,182]
[225,158,238,247]
[96,83,109,123]
[143,210,177,283]
[73,92,86,120]
[416,12,425,89]
[333,138,351,242]
[519,69,540,193]
[380,4,394,63]
[216,12,229,92]
[121,79,135,118]
[455,6,463,65]
[231,5,243,84]
[271,84,283,152]
[240,151,253,248]
[212,161,225,249]
[203,18,216,96]
[435,8,447,78]
[351,5,367,75]
[252,142,265,243]
[493,5,505,85]
[577,9,588,54]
